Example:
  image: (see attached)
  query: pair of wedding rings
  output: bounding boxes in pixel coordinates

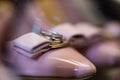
[32,24,67,49]
[40,30,68,48]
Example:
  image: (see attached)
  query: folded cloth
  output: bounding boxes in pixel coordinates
[50,23,87,48]
[75,23,102,38]
[51,23,83,41]
[75,23,105,46]
[50,23,104,52]
[51,23,102,41]
[13,32,51,58]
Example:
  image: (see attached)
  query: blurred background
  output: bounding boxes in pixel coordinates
[1,0,120,80]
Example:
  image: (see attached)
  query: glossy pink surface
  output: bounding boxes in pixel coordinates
[7,43,96,78]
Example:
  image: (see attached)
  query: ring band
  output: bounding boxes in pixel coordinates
[40,30,68,48]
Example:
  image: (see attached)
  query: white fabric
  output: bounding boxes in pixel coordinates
[76,23,101,38]
[13,32,51,58]
[51,23,81,40]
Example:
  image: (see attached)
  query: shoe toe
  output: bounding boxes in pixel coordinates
[39,47,96,78]
[7,43,96,78]
[86,41,120,67]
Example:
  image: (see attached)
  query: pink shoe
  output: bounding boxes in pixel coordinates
[6,32,96,78]
[76,23,120,67]
[51,23,104,53]
[4,1,96,79]
[85,40,120,67]
[51,22,120,68]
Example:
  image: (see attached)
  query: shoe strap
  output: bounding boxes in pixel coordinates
[51,23,82,41]
[13,31,68,58]
[13,32,51,58]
